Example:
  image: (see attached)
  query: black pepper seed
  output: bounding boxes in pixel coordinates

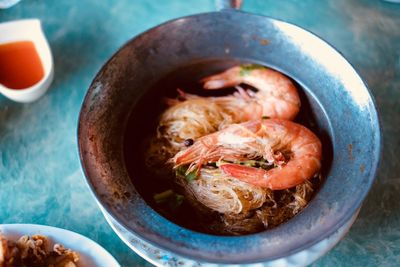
[184,138,194,147]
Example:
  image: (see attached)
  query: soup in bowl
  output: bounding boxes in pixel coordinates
[78,12,380,264]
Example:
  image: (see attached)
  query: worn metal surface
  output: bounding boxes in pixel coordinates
[79,10,379,264]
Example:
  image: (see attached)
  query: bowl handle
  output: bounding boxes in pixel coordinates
[215,0,242,10]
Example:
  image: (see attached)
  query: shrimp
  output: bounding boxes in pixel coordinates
[201,64,301,121]
[153,65,300,155]
[172,119,322,190]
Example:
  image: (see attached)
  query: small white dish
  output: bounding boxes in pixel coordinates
[0,19,54,102]
[0,224,120,267]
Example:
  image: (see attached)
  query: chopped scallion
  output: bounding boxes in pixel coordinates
[239,64,265,76]
[175,165,198,181]
[185,170,198,181]
[154,189,174,204]
[153,189,185,210]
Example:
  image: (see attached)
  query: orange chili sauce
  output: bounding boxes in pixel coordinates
[0,41,44,89]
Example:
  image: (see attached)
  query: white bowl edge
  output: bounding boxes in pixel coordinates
[0,19,54,102]
[0,224,120,267]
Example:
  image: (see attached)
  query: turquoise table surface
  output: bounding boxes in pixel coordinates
[0,0,399,266]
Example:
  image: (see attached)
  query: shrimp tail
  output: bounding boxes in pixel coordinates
[164,97,180,106]
[221,164,272,188]
[202,78,238,90]
[201,66,241,89]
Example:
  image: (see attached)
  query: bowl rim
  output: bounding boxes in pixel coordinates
[78,10,382,264]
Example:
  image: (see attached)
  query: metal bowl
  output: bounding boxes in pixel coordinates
[78,10,380,265]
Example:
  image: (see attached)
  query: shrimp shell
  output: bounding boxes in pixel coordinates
[173,119,322,190]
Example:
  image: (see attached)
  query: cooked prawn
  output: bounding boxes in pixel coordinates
[202,65,301,120]
[173,119,322,190]
[153,65,300,155]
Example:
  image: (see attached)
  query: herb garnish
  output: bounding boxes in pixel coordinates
[154,189,174,204]
[176,165,198,181]
[239,64,265,76]
[237,159,275,170]
[153,189,185,210]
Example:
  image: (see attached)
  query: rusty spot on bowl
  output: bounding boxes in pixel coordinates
[348,144,354,160]
[259,39,269,45]
[250,34,270,45]
[360,164,365,173]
